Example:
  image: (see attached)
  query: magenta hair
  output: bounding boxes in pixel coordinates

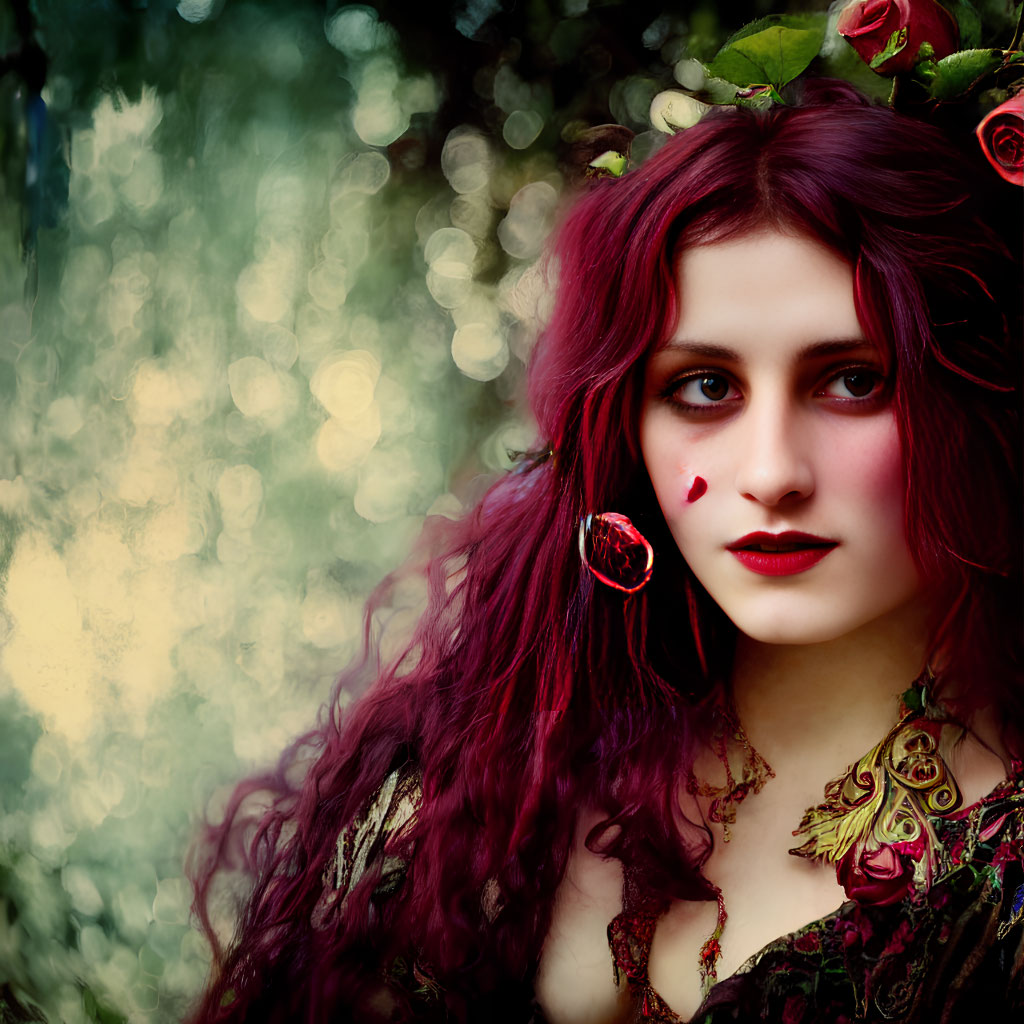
[187,80,1022,1023]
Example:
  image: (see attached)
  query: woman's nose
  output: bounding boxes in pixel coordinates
[733,398,815,507]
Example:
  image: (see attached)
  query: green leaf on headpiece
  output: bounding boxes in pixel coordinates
[925,48,1005,99]
[718,12,827,48]
[869,27,909,70]
[587,150,628,177]
[706,14,827,90]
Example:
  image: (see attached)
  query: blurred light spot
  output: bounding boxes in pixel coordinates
[314,406,382,472]
[139,500,207,562]
[60,245,109,325]
[217,465,263,533]
[227,357,297,426]
[497,181,558,260]
[63,865,104,917]
[307,259,349,310]
[441,128,491,194]
[322,225,369,272]
[91,86,163,152]
[610,75,661,127]
[79,924,112,963]
[334,151,391,196]
[502,109,544,150]
[29,806,77,861]
[301,582,359,649]
[674,58,707,90]
[114,437,180,506]
[325,5,388,57]
[119,150,164,213]
[0,476,31,515]
[310,350,381,420]
[451,323,509,381]
[398,74,440,115]
[176,0,223,23]
[114,885,154,941]
[426,261,473,308]
[491,65,532,114]
[354,450,416,523]
[259,325,299,370]
[424,226,476,268]
[456,0,501,38]
[152,877,190,925]
[131,361,204,427]
[3,532,101,742]
[426,493,464,519]
[31,734,65,786]
[259,36,304,81]
[449,192,493,238]
[353,58,409,147]
[236,241,300,323]
[72,175,117,229]
[642,14,672,49]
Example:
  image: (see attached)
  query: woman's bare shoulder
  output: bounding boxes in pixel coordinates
[534,805,631,1024]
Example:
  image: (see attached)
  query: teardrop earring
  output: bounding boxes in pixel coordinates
[578,513,654,594]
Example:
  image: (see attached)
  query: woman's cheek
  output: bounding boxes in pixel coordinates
[836,419,905,508]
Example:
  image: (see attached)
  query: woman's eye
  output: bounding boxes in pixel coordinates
[822,369,885,400]
[674,374,736,407]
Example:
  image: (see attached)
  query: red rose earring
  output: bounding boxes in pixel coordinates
[578,513,654,593]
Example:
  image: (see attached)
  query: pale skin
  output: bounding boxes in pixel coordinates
[534,231,1009,1024]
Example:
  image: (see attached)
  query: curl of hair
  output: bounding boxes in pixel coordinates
[188,80,1021,1023]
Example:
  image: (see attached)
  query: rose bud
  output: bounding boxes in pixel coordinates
[976,94,1024,187]
[837,0,959,76]
[837,841,915,906]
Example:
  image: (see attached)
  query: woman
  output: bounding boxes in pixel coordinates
[189,80,1023,1023]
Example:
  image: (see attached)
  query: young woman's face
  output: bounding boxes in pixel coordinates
[640,230,922,645]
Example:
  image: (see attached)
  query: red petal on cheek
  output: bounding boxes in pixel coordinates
[687,476,708,503]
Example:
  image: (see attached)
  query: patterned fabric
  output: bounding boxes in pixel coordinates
[318,742,1024,1021]
[311,762,423,930]
[608,764,1024,1023]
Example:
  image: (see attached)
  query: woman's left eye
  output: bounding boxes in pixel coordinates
[821,368,886,401]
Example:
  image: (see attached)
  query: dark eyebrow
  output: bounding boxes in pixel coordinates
[660,338,875,361]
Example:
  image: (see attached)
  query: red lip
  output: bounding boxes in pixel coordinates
[726,531,838,577]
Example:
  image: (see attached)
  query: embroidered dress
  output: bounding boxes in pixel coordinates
[608,768,1024,1022]
[319,697,1024,1021]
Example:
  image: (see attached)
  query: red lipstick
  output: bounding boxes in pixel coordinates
[726,531,838,577]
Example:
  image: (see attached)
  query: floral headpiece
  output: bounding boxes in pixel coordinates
[589,0,1024,187]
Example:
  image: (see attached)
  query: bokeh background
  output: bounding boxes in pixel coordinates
[0,1,1015,1021]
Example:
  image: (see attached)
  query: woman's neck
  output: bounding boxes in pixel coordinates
[728,596,932,775]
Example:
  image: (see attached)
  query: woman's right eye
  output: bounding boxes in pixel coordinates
[670,373,739,410]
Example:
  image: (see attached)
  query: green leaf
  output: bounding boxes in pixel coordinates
[926,47,1005,99]
[587,150,628,177]
[948,0,983,50]
[869,27,909,70]
[707,21,827,89]
[720,12,828,48]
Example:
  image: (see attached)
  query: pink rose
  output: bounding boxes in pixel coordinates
[976,95,1024,187]
[837,0,959,75]
[837,842,914,906]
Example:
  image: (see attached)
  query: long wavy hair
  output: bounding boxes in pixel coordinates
[187,80,1022,1022]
